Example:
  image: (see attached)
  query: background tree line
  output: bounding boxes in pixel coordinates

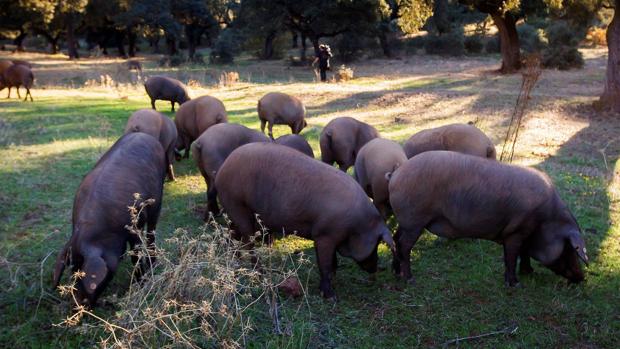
[0,0,618,111]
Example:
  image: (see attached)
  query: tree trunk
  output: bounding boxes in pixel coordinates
[185,24,197,60]
[378,24,393,58]
[66,20,79,59]
[292,31,298,48]
[128,30,137,57]
[166,36,178,56]
[490,13,520,73]
[13,30,27,52]
[262,31,276,59]
[300,33,307,61]
[433,0,450,35]
[599,2,620,112]
[115,30,127,58]
[50,36,59,54]
[310,36,320,56]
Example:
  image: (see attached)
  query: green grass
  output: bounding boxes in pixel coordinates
[1,53,619,348]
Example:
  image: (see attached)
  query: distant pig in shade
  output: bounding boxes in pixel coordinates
[320,117,379,172]
[389,151,588,287]
[354,138,407,219]
[52,133,166,306]
[274,134,314,158]
[174,95,228,159]
[144,76,190,112]
[403,123,496,159]
[124,109,178,181]
[257,92,307,139]
[191,123,269,216]
[0,64,34,101]
[215,142,395,299]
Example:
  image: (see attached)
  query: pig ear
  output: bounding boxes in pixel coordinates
[385,172,393,181]
[81,255,108,295]
[52,241,71,288]
[568,231,589,265]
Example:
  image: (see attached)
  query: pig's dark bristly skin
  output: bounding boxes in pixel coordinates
[274,134,315,158]
[191,123,269,217]
[320,117,379,172]
[144,76,191,112]
[257,92,307,139]
[52,133,166,306]
[403,123,496,160]
[215,142,395,299]
[354,138,407,219]
[389,151,588,287]
[124,109,178,181]
[0,64,34,101]
[174,95,228,159]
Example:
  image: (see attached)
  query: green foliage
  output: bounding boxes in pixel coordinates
[424,30,465,56]
[464,35,484,53]
[210,29,239,64]
[397,0,434,34]
[517,23,545,53]
[542,21,584,69]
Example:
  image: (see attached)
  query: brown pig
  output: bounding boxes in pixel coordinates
[174,95,228,159]
[144,76,191,112]
[257,92,307,139]
[274,134,315,158]
[354,138,407,219]
[52,133,166,306]
[403,123,496,159]
[388,151,588,287]
[0,64,33,101]
[320,117,379,172]
[215,142,395,299]
[124,109,179,181]
[191,123,269,216]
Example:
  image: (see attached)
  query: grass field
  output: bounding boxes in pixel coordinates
[1,50,619,348]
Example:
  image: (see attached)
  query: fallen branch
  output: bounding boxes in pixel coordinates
[442,325,518,347]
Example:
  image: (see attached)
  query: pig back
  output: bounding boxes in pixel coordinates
[389,151,553,240]
[74,133,166,230]
[217,142,375,234]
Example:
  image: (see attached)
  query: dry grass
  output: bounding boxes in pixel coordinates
[334,65,354,82]
[54,197,311,348]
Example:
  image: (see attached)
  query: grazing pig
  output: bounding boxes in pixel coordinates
[215,143,395,298]
[320,117,379,172]
[52,133,166,306]
[0,64,34,101]
[354,138,407,219]
[174,95,228,159]
[191,123,269,216]
[124,109,178,181]
[403,123,496,159]
[11,59,32,68]
[257,92,307,139]
[144,76,191,112]
[389,151,588,286]
[126,60,142,72]
[274,134,314,158]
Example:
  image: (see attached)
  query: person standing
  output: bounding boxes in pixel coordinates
[313,44,332,82]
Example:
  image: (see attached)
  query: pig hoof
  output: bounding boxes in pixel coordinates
[519,266,534,275]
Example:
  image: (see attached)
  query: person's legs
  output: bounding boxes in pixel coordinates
[320,68,327,82]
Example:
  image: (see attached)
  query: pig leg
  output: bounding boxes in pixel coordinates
[314,238,337,299]
[260,119,266,134]
[394,224,425,282]
[170,101,175,112]
[268,122,274,140]
[16,86,21,99]
[519,250,534,274]
[7,87,11,98]
[206,177,220,217]
[226,205,258,264]
[167,163,175,181]
[503,238,523,287]
[150,98,156,110]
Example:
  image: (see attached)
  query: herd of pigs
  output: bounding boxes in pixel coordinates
[35,74,590,306]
